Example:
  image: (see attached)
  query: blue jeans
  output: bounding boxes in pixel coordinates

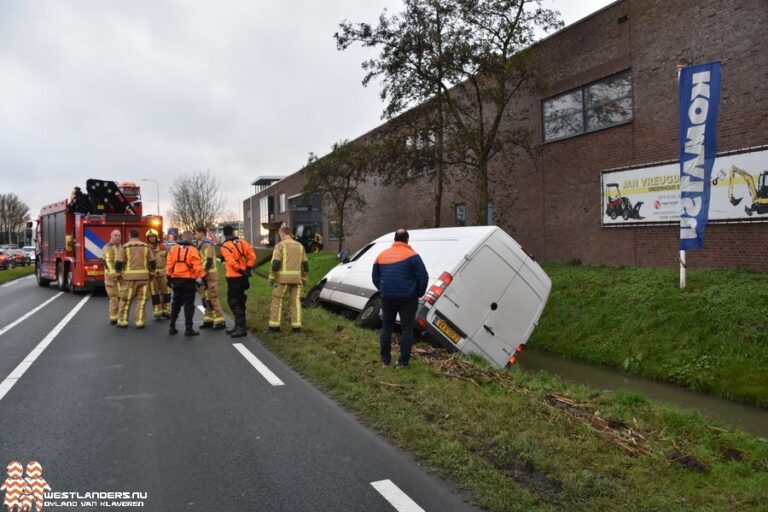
[380,297,418,366]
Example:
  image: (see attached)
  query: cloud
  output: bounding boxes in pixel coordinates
[0,0,613,222]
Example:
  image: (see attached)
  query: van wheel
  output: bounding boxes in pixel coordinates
[56,263,67,291]
[36,264,51,287]
[304,283,324,308]
[356,296,382,329]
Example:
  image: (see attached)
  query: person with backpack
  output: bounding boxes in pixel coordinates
[219,225,256,338]
[166,231,205,337]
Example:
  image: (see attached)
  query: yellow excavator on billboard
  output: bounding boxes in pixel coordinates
[714,165,768,216]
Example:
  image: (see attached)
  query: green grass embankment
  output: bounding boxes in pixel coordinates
[531,263,768,407]
[218,254,768,512]
[0,265,35,285]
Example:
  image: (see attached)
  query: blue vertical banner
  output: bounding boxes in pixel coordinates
[679,62,721,250]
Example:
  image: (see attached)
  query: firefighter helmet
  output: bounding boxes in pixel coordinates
[146,228,160,239]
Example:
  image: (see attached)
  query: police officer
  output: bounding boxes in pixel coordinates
[146,228,170,320]
[166,231,205,336]
[220,225,256,338]
[267,225,308,333]
[195,226,226,330]
[102,229,122,325]
[116,229,156,328]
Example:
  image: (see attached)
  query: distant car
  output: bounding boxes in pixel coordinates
[0,249,25,269]
[21,246,36,262]
[13,249,31,266]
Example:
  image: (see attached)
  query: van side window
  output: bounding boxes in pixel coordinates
[350,243,375,263]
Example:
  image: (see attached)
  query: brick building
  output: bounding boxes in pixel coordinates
[244,0,768,269]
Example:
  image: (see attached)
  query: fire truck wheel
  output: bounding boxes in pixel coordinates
[66,268,76,293]
[36,265,51,287]
[56,263,67,291]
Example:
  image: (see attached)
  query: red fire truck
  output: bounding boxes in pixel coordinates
[36,180,163,292]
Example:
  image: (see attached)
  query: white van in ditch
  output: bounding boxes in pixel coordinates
[309,226,552,368]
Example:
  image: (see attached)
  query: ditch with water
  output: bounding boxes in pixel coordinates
[518,349,768,438]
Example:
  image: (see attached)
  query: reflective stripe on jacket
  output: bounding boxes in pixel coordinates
[150,242,168,276]
[199,240,218,275]
[372,242,429,299]
[103,242,121,276]
[166,243,205,279]
[220,237,256,278]
[269,238,308,284]
[117,240,155,281]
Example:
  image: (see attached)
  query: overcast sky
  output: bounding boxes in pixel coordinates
[0,0,615,220]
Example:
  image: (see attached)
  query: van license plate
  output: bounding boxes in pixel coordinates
[434,318,460,344]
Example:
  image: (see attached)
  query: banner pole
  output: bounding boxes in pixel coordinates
[677,63,686,290]
[680,250,686,289]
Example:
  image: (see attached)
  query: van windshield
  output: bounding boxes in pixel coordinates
[349,243,375,262]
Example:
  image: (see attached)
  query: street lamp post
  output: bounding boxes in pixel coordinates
[140,178,160,216]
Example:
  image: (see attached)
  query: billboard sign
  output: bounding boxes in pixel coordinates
[601,146,768,227]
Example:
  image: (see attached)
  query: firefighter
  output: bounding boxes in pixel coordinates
[115,229,156,328]
[219,225,256,338]
[102,229,122,325]
[67,186,91,214]
[146,228,170,320]
[166,231,205,336]
[195,226,226,330]
[267,225,308,333]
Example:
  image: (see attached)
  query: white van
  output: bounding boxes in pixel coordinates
[309,226,552,368]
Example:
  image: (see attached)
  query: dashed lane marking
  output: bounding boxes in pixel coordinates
[232,343,285,387]
[0,293,63,338]
[0,294,90,402]
[370,480,426,512]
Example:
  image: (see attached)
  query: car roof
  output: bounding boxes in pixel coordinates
[371,226,498,244]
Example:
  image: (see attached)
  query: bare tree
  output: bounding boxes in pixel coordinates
[218,210,241,226]
[0,193,31,246]
[169,170,226,231]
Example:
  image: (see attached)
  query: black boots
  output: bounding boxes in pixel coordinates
[229,327,247,338]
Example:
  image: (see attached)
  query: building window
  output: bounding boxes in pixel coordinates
[259,197,269,240]
[455,203,466,226]
[279,193,286,213]
[543,69,633,142]
[405,129,436,178]
[328,220,342,241]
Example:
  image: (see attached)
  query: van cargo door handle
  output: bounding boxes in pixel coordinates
[483,325,495,336]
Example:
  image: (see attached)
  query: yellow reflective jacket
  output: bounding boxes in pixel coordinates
[269,237,308,284]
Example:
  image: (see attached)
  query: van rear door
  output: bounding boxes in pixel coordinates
[435,232,549,368]
[434,236,523,356]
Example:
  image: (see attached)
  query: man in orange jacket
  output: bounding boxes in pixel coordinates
[166,230,205,336]
[219,225,256,338]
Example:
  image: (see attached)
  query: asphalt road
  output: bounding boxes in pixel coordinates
[0,276,481,512]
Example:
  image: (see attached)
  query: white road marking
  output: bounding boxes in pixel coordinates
[371,480,426,512]
[232,343,285,387]
[1,280,19,288]
[197,305,206,314]
[0,292,63,337]
[0,294,91,402]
